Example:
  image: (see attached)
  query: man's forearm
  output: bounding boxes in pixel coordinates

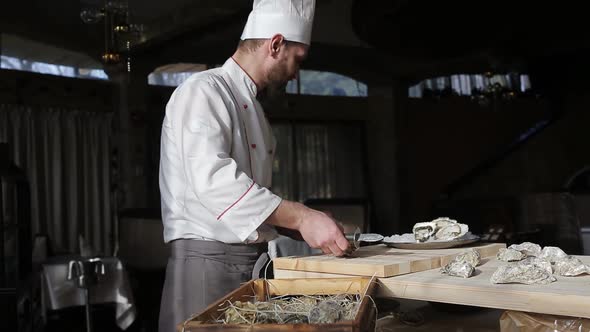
[274,226,305,241]
[265,199,306,231]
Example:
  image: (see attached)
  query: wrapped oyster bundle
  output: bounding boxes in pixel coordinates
[490,263,556,285]
[507,242,542,257]
[539,246,568,263]
[496,248,526,262]
[308,300,344,324]
[554,256,590,277]
[412,217,468,242]
[440,249,481,278]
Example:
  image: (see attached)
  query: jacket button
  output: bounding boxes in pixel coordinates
[243,104,248,109]
[251,144,256,148]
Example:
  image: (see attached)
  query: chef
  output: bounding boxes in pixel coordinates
[157,0,350,331]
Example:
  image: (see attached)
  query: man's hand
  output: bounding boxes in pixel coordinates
[266,200,350,256]
[296,208,350,256]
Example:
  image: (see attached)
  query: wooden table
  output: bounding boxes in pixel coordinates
[274,244,590,319]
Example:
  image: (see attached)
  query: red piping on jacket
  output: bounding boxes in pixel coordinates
[217,182,255,220]
[242,119,255,181]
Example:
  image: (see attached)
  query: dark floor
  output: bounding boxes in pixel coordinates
[43,303,160,332]
[44,305,137,332]
[42,268,165,332]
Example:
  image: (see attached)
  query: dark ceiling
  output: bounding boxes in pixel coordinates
[3,0,590,85]
[354,0,590,59]
[351,0,590,88]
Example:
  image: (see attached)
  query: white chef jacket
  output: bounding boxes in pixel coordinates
[159,58,282,244]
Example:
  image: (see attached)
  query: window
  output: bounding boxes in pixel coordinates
[287,70,367,97]
[271,122,367,202]
[1,55,108,80]
[147,72,199,87]
[147,66,368,98]
[148,63,208,86]
[409,73,532,98]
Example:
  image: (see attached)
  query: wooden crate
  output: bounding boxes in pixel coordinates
[178,277,378,332]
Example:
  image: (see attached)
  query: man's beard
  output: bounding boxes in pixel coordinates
[266,80,288,98]
[259,65,289,102]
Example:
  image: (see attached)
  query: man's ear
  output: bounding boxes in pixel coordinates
[269,34,285,55]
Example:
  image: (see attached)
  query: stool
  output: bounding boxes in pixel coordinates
[67,257,106,332]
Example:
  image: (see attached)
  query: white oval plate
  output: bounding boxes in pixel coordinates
[382,234,480,249]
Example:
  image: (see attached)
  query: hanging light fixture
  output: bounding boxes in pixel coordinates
[80,1,142,73]
[80,8,104,24]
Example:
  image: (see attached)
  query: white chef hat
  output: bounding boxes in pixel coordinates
[240,0,316,45]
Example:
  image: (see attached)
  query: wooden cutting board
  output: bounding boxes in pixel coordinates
[273,242,505,277]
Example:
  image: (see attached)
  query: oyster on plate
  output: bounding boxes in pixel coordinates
[553,256,590,276]
[412,217,468,242]
[496,248,526,262]
[434,222,469,241]
[412,221,437,242]
[433,217,457,229]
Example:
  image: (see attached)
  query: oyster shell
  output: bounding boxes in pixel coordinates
[456,249,481,267]
[507,242,542,257]
[539,246,568,263]
[441,261,475,278]
[412,222,437,242]
[519,257,553,275]
[496,248,526,262]
[440,249,480,278]
[490,263,556,285]
[554,256,590,276]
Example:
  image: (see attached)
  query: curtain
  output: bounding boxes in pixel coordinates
[271,122,366,202]
[0,104,113,255]
[269,123,295,200]
[296,124,366,201]
[268,122,367,258]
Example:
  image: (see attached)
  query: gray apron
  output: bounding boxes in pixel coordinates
[158,239,268,332]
